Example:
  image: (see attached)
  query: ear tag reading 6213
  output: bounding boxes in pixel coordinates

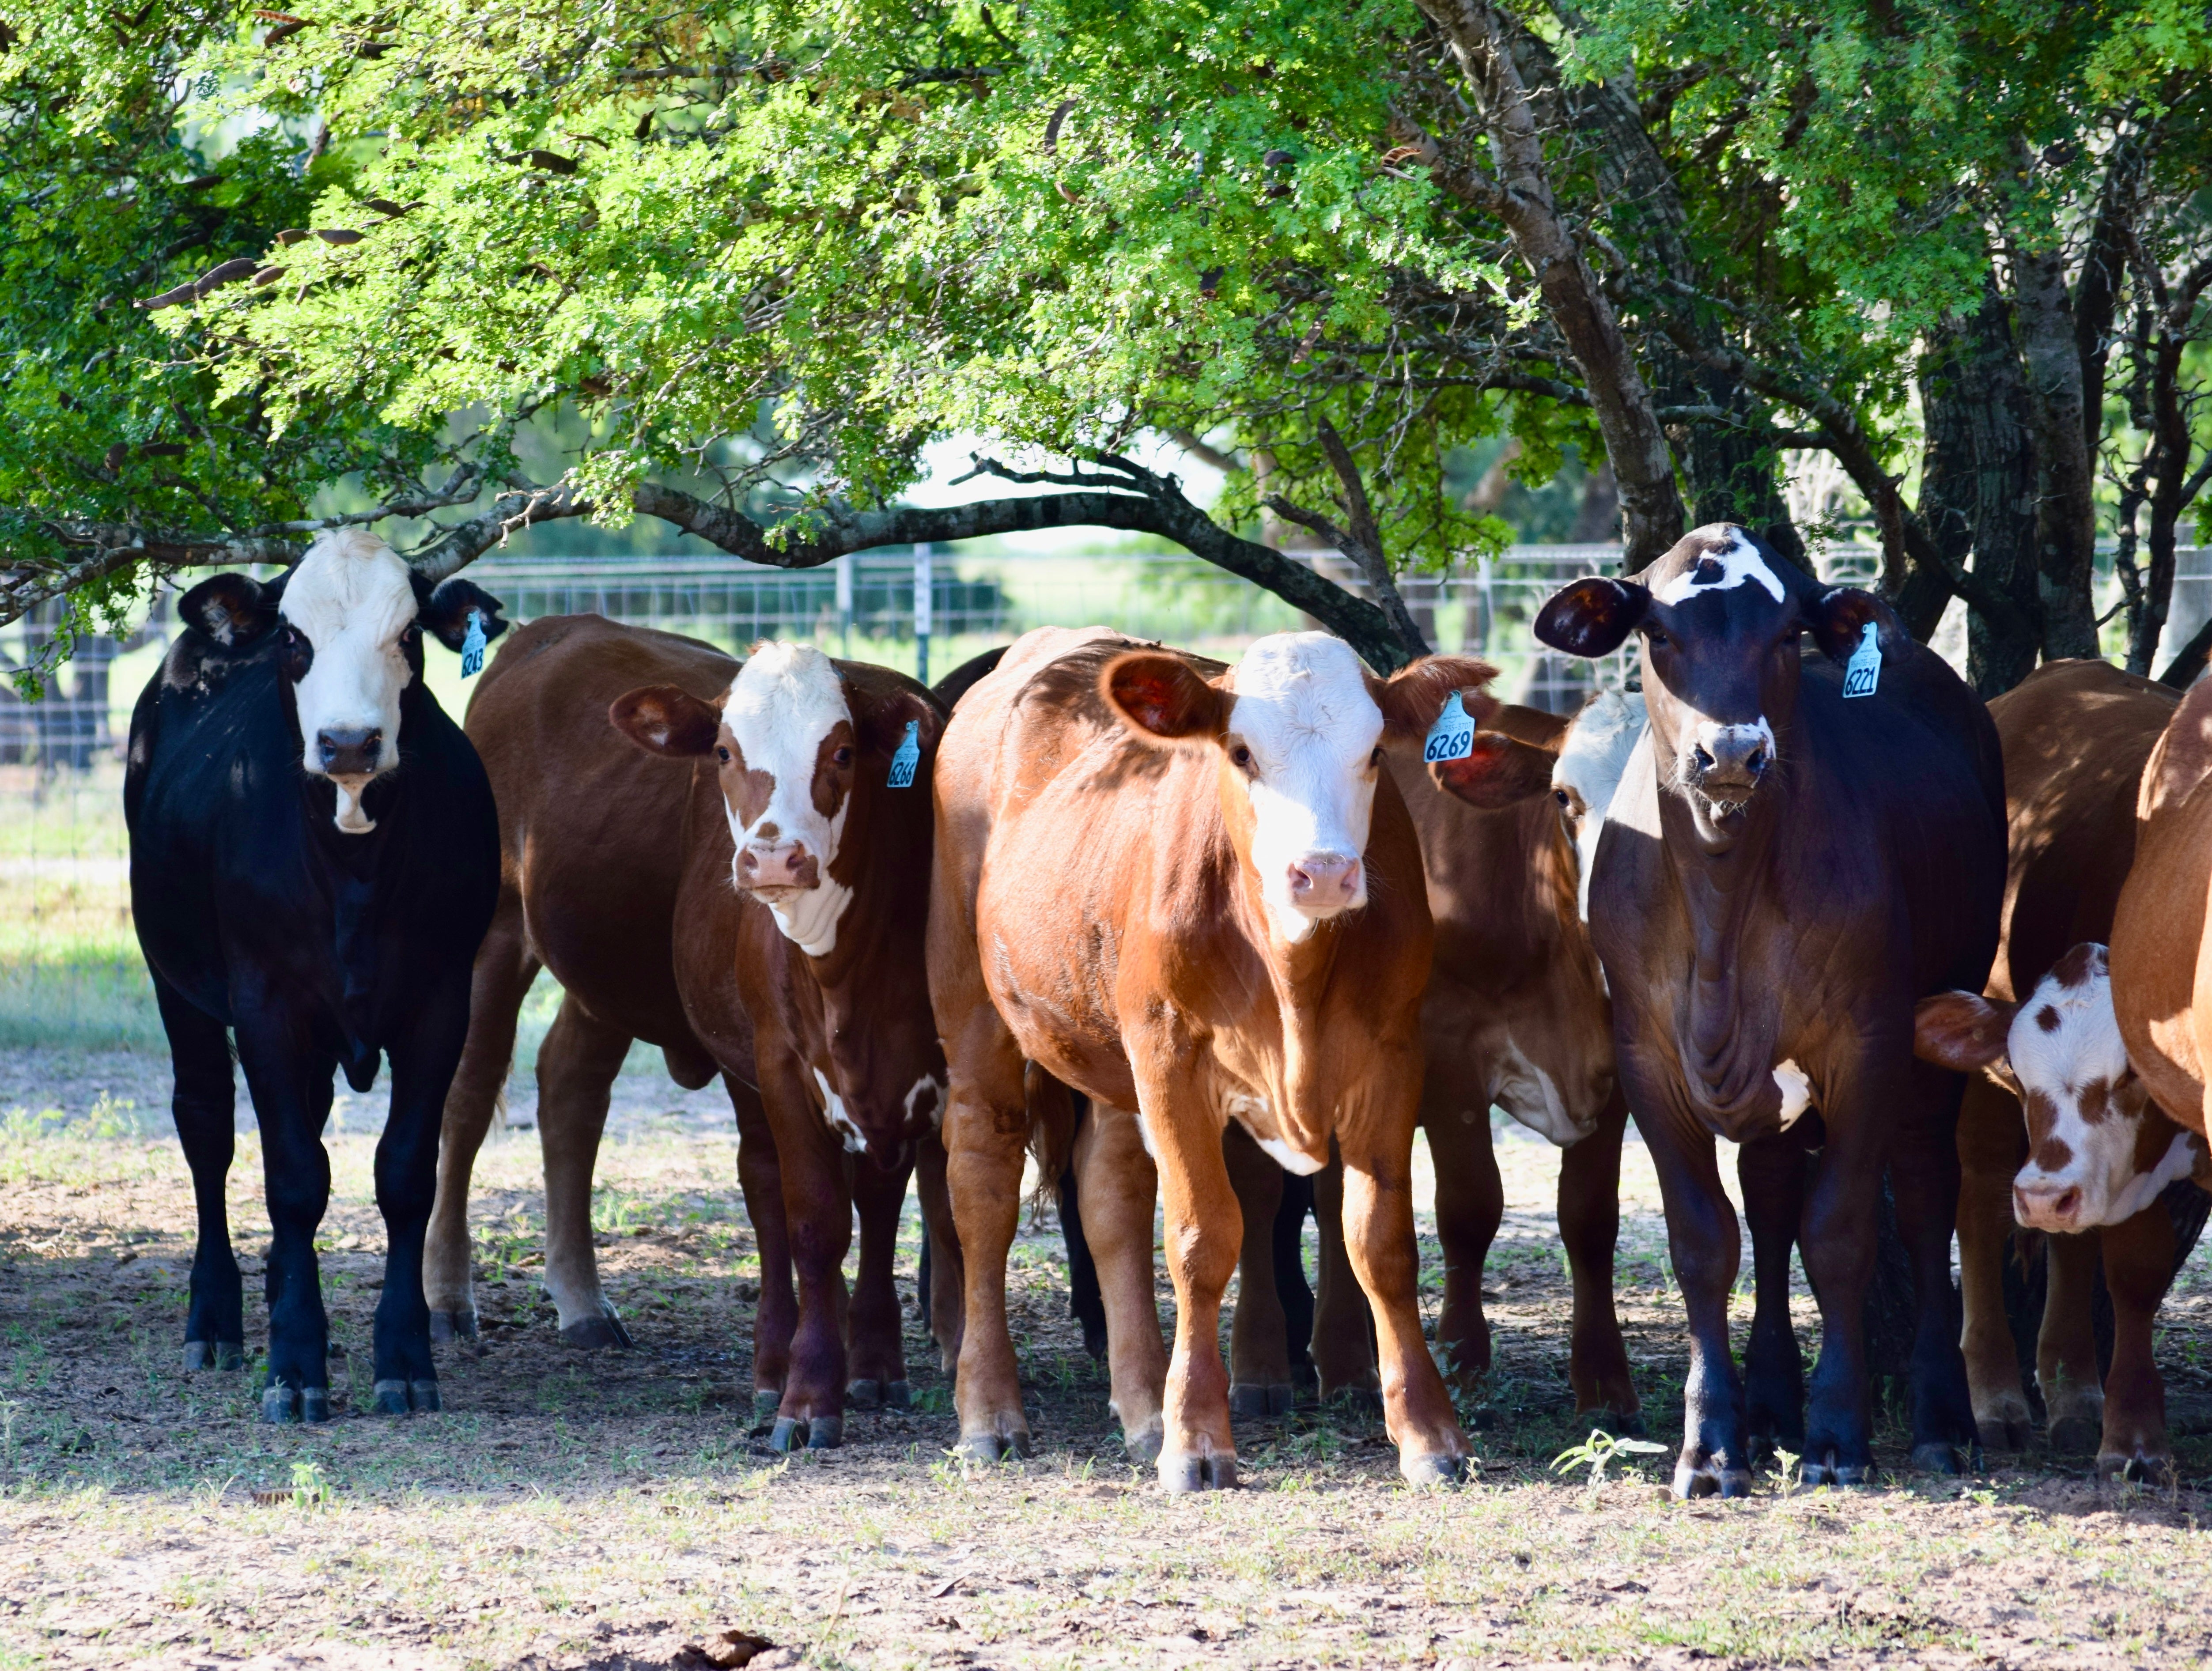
[1841,620,1881,699]
[459,609,488,679]
[1424,691,1477,764]
[887,719,921,789]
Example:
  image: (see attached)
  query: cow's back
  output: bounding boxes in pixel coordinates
[467,615,737,1047]
[2114,677,2212,1134]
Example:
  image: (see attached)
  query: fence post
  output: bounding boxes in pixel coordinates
[835,553,853,660]
[914,543,933,685]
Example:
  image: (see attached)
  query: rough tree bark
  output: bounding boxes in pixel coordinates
[2011,241,2103,662]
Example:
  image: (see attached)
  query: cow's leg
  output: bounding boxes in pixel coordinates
[1738,1128,1808,1461]
[1638,1104,1751,1497]
[424,896,537,1342]
[750,1050,855,1451]
[1074,1101,1168,1459]
[372,969,473,1414]
[1142,1093,1244,1493]
[729,1074,796,1416]
[155,975,244,1371]
[1308,1154,1380,1402]
[2095,1201,2177,1482]
[913,1133,961,1373]
[1888,1058,1977,1473]
[1223,1123,1294,1417]
[942,1014,1034,1463]
[846,1149,916,1410]
[1423,1104,1501,1394]
[1795,1091,1889,1487]
[1955,1077,2032,1451]
[234,1018,335,1424]
[1337,1111,1471,1488]
[1560,1087,1638,1428]
[1273,1172,1317,1396]
[2038,1232,2105,1453]
[536,993,635,1348]
[1056,1159,1109,1362]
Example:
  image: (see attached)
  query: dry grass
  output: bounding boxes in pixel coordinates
[4,1050,2212,1670]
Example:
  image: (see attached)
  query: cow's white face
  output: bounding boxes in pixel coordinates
[1551,689,1647,923]
[1224,633,1387,943]
[279,530,421,835]
[717,643,857,956]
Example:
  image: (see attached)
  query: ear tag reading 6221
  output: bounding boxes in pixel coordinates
[1841,620,1881,699]
[887,719,921,789]
[459,609,488,679]
[1424,691,1477,764]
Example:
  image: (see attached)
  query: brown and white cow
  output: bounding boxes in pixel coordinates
[928,626,1488,1490]
[1537,524,2007,1495]
[424,618,955,1447]
[1912,660,2206,1481]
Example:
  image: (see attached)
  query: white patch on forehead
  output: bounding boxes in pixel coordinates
[721,643,856,956]
[1224,632,1383,943]
[812,1066,867,1155]
[280,529,420,833]
[1651,528,1785,607]
[1553,690,1647,925]
[1492,1036,1594,1146]
[1773,1060,1811,1127]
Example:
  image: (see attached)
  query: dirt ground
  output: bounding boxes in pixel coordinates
[4,1046,2212,1671]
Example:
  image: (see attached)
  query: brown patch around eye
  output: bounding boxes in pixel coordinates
[2035,1005,2062,1033]
[2021,1087,2061,1145]
[2077,1077,2115,1125]
[725,735,775,827]
[812,720,855,818]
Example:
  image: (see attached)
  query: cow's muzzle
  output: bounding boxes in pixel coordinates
[2013,1179,2084,1233]
[316,726,384,778]
[1286,852,1361,914]
[740,841,820,892]
[1685,721,1772,807]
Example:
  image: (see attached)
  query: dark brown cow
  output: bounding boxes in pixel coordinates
[928,626,1488,1490]
[423,618,954,1446]
[1917,662,2208,1481]
[1537,524,2006,1494]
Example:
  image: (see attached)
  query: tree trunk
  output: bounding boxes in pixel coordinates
[2010,245,2102,662]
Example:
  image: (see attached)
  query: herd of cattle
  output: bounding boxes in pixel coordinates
[116,522,2212,1498]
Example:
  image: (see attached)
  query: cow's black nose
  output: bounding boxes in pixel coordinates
[318,727,382,776]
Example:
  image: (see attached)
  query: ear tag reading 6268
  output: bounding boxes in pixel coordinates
[887,719,921,789]
[1841,620,1881,699]
[1424,691,1477,763]
[459,609,487,679]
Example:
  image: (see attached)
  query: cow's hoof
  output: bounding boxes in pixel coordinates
[1673,1454,1753,1498]
[2049,1414,2101,1456]
[1908,1441,1962,1476]
[953,1429,1029,1467]
[301,1387,329,1424]
[261,1384,299,1425]
[1800,1449,1873,1488]
[768,1417,806,1453]
[846,1379,883,1410]
[2100,1448,2172,1486]
[754,1389,782,1419]
[806,1414,843,1450]
[1400,1451,1467,1489]
[373,1379,411,1416]
[883,1380,911,1410]
[558,1314,634,1352]
[410,1379,441,1413]
[1122,1423,1164,1466]
[1976,1416,2031,1453]
[1229,1383,1294,1418]
[428,1309,477,1343]
[1158,1449,1237,1493]
[184,1340,245,1372]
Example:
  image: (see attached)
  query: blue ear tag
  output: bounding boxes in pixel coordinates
[887,719,921,788]
[1423,691,1477,764]
[1841,620,1881,699]
[459,609,487,679]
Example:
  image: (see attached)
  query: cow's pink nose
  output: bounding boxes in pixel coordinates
[2014,1181,2083,1230]
[1287,853,1361,911]
[740,842,819,890]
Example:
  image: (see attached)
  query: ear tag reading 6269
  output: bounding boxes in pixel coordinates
[1841,620,1881,699]
[459,609,488,679]
[1424,691,1477,764]
[887,719,921,789]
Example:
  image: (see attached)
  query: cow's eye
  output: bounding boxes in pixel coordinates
[832,745,853,767]
[715,746,731,765]
[1646,630,1668,649]
[1229,743,1253,770]
[1554,788,1571,808]
[1369,747,1384,768]
[401,624,421,645]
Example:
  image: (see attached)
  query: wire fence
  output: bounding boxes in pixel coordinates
[0,538,2194,1051]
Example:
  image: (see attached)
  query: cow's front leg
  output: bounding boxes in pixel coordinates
[536,993,635,1348]
[1308,1156,1380,1402]
[375,975,472,1414]
[1636,1097,1750,1497]
[1422,1100,1502,1394]
[1738,1127,1810,1461]
[1223,1123,1294,1417]
[154,975,244,1372]
[1955,1076,2032,1451]
[846,1147,916,1410]
[1074,1101,1168,1459]
[729,1077,795,1416]
[2096,1198,2178,1483]
[235,1021,335,1424]
[942,1021,1034,1463]
[760,1055,855,1451]
[912,1133,960,1373]
[1796,1095,1886,1486]
[2038,1232,2105,1453]
[1338,1108,1471,1488]
[1889,1055,1977,1473]
[1141,1087,1242,1493]
[1559,1087,1638,1428]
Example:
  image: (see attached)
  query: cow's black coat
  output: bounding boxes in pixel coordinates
[125,567,505,1421]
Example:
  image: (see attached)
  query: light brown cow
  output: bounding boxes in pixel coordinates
[928,626,1488,1490]
[1915,660,2207,1480]
[424,618,955,1446]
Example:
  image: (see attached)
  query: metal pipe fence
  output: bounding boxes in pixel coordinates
[0,540,2192,1051]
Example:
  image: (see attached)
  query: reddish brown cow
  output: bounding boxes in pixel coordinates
[1914,660,2207,1480]
[929,627,1488,1490]
[423,618,954,1446]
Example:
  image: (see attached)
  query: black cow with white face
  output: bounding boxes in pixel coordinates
[1536,523,2005,1494]
[126,529,507,1422]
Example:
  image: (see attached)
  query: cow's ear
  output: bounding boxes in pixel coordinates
[854,683,942,760]
[1430,731,1559,809]
[609,685,722,757]
[1101,651,1225,745]
[1535,577,1650,659]
[1804,586,1900,665]
[1912,991,2015,1074]
[419,578,510,652]
[178,572,277,649]
[1370,655,1499,743]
